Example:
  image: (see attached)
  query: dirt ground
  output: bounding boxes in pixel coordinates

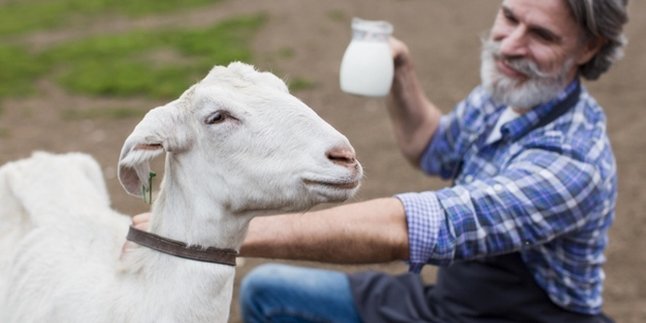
[1,1,644,322]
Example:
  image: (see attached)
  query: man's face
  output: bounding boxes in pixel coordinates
[481,0,596,109]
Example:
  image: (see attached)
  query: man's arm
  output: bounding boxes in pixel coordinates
[240,197,410,264]
[387,38,443,167]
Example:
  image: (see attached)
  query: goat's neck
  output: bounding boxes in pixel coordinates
[119,158,247,322]
[149,158,253,251]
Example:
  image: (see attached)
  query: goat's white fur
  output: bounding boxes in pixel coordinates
[0,62,362,323]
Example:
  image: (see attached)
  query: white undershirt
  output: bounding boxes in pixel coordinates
[485,107,521,144]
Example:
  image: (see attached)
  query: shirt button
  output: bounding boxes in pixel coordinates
[464,175,474,183]
[494,184,504,191]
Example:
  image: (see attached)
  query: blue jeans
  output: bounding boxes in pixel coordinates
[240,263,363,323]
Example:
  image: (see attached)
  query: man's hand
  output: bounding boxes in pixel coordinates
[132,212,151,231]
[390,36,411,68]
[120,213,151,257]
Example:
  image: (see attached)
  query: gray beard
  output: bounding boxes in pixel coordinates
[480,38,573,111]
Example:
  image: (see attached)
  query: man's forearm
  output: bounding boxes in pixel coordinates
[387,54,442,166]
[240,197,410,264]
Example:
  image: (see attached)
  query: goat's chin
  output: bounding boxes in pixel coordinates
[303,180,360,203]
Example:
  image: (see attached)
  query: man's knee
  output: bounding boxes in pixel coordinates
[240,264,362,323]
[241,263,286,305]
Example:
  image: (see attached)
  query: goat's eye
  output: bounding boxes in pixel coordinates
[205,111,228,125]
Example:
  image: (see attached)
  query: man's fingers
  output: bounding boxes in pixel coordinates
[132,212,151,231]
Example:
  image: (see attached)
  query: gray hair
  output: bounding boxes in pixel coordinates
[566,0,629,80]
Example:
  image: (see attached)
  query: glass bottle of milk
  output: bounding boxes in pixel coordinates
[339,18,394,97]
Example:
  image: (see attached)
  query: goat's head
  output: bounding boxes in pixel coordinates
[118,62,362,214]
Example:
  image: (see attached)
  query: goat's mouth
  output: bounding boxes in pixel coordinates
[303,179,360,190]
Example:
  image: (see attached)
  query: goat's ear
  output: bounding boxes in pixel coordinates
[118,106,189,197]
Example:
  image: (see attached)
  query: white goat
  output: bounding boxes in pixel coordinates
[0,62,362,323]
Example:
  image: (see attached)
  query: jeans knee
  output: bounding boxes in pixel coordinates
[241,264,290,294]
[240,264,361,323]
[240,264,292,316]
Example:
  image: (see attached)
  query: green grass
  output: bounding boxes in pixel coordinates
[0,44,50,99]
[0,12,265,103]
[43,13,266,99]
[0,0,223,36]
[0,3,319,106]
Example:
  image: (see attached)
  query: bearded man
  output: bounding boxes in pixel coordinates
[235,0,631,322]
[133,0,631,321]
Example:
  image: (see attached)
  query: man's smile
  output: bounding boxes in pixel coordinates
[496,58,528,80]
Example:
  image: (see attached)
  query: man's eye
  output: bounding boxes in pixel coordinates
[532,29,558,43]
[502,9,517,24]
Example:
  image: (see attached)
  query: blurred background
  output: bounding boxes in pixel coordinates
[0,0,643,321]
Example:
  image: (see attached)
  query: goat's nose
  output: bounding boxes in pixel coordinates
[326,146,357,168]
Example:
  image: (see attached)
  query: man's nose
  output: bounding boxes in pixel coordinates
[499,26,529,58]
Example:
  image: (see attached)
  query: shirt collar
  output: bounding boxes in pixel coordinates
[499,79,581,141]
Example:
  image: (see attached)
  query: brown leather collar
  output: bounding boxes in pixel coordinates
[126,226,238,266]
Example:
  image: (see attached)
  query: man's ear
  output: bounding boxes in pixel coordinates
[118,106,190,197]
[576,36,606,66]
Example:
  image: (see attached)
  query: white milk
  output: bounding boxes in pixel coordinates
[340,18,394,97]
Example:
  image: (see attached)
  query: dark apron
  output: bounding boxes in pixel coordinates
[349,253,613,323]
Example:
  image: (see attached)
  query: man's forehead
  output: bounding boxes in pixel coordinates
[502,0,573,20]
[500,0,580,37]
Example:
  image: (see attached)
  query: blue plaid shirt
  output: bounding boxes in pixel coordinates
[397,82,617,315]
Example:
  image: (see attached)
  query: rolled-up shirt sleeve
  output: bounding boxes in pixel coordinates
[395,191,444,273]
[419,113,462,179]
